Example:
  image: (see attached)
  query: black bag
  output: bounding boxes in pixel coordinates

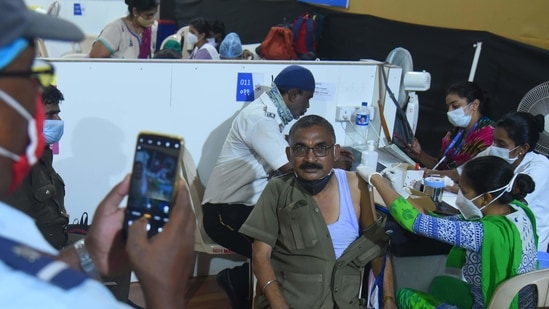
[67,212,90,236]
[376,206,452,257]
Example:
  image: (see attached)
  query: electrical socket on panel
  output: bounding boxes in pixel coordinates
[335,106,357,122]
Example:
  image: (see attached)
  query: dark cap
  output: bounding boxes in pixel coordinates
[0,0,84,47]
[274,65,315,92]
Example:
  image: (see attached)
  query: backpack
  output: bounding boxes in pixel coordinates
[292,13,324,58]
[257,26,297,60]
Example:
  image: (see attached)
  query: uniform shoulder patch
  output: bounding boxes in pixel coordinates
[0,236,87,290]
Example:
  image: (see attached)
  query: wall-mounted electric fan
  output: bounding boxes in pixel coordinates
[385,47,431,134]
[517,81,549,156]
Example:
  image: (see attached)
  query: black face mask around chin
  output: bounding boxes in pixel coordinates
[295,169,334,195]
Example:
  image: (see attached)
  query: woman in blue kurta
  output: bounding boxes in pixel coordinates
[359,156,538,309]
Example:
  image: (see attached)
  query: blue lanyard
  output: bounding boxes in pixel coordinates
[442,119,480,158]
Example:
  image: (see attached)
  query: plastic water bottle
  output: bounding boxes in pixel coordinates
[352,102,370,150]
[361,140,379,171]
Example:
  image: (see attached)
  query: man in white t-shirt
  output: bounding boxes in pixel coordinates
[202,65,316,308]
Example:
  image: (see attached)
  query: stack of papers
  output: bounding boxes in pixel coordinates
[378,143,415,165]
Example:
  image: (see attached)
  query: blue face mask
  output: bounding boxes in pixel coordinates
[43,120,64,144]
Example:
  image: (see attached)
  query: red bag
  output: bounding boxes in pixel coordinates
[258,26,297,60]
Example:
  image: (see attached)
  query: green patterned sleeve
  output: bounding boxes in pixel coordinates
[389,197,420,232]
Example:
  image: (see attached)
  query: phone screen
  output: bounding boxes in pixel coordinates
[124,132,183,238]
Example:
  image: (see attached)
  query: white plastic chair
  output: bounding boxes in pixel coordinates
[487,269,549,308]
[36,39,49,58]
[72,34,97,55]
[46,1,60,16]
[60,53,89,59]
[160,34,181,50]
[175,26,191,59]
[179,147,235,256]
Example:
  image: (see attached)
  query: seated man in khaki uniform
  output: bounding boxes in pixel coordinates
[240,115,396,309]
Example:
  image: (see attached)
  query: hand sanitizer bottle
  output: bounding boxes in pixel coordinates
[361,140,379,171]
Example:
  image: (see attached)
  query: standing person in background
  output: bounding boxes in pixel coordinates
[3,85,69,250]
[187,17,220,60]
[405,81,495,170]
[89,0,158,59]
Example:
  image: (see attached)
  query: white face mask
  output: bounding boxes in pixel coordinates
[185,33,198,47]
[455,190,484,220]
[456,180,512,220]
[447,103,472,128]
[487,145,520,164]
[43,119,64,144]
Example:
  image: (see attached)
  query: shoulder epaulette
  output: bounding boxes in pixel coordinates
[0,236,88,290]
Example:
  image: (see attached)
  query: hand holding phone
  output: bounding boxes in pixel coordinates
[124,132,184,238]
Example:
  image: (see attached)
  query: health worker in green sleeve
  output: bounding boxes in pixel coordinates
[359,156,538,309]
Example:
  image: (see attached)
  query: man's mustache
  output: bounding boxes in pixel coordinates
[299,163,323,170]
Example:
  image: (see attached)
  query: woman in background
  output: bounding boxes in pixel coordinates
[405,81,495,170]
[360,156,538,309]
[89,0,158,59]
[187,17,220,60]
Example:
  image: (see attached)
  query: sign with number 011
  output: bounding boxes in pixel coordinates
[236,73,254,102]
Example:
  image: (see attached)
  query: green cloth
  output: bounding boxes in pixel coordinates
[388,197,419,232]
[397,288,441,309]
[429,275,473,309]
[446,200,538,309]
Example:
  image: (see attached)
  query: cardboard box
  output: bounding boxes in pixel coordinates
[373,187,436,212]
[408,188,436,212]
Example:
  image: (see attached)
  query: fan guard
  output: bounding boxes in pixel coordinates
[386,47,413,108]
[517,81,549,156]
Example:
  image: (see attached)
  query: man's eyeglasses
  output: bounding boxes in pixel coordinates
[0,59,55,89]
[291,144,335,157]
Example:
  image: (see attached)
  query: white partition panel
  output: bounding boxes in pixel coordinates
[49,59,399,220]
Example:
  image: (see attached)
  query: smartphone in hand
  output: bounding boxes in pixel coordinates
[124,132,184,238]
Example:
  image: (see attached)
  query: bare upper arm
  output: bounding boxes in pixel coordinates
[89,41,112,58]
[348,171,376,227]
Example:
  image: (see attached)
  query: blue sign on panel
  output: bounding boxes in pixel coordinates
[298,0,349,8]
[236,73,254,102]
[73,3,82,16]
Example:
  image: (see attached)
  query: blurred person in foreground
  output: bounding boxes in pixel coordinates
[0,1,195,307]
[4,85,69,250]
